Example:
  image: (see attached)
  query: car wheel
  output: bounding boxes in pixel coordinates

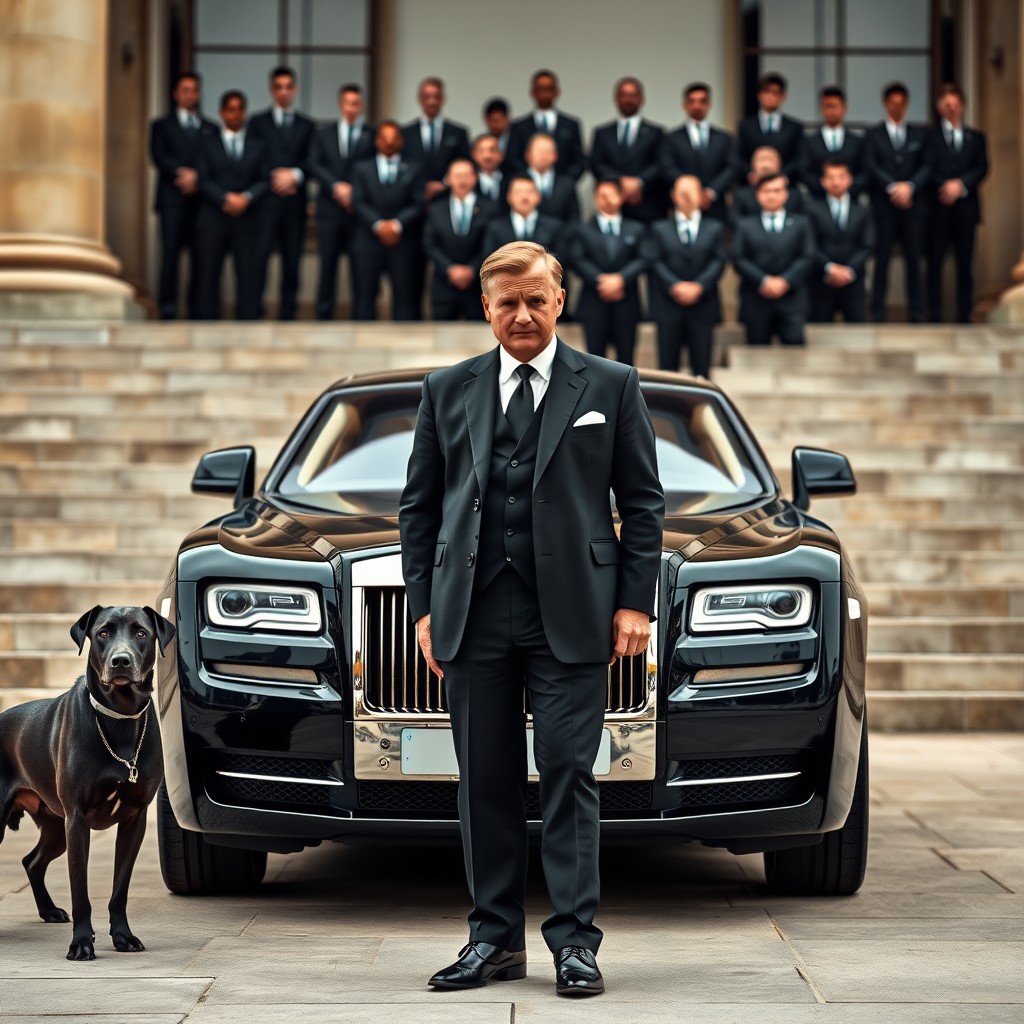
[157,783,267,895]
[763,720,869,896]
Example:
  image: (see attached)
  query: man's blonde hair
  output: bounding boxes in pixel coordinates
[479,241,563,295]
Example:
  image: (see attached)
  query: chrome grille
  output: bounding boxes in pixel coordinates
[358,586,651,715]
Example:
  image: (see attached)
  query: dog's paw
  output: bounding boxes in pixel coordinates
[111,930,145,953]
[39,906,70,923]
[66,937,96,961]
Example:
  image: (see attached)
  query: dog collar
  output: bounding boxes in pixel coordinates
[89,692,150,720]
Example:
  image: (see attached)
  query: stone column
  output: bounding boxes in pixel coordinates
[0,0,135,319]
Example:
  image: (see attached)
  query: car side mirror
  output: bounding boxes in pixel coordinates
[191,446,255,508]
[791,446,856,511]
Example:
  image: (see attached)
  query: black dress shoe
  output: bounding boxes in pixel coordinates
[428,941,527,989]
[554,945,604,996]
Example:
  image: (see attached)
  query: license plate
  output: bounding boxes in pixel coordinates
[401,727,612,778]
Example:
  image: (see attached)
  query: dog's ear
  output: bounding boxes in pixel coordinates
[142,606,176,656]
[70,605,104,655]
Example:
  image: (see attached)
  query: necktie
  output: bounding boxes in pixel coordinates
[346,123,354,156]
[427,120,436,152]
[700,123,708,148]
[186,114,198,132]
[826,128,836,152]
[831,199,844,229]
[387,159,396,184]
[619,121,630,147]
[894,125,904,149]
[231,135,242,160]
[456,200,471,235]
[505,365,535,438]
[680,221,691,245]
[775,213,783,233]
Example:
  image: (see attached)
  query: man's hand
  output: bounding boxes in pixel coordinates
[826,263,854,288]
[222,192,249,217]
[332,181,353,209]
[375,219,401,246]
[671,280,703,306]
[447,264,475,290]
[271,167,299,196]
[888,181,913,209]
[424,180,446,202]
[596,273,625,302]
[759,275,789,299]
[416,614,444,679]
[939,179,966,205]
[620,176,643,204]
[174,167,198,195]
[609,608,651,665]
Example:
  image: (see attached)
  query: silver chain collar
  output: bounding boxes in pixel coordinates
[94,703,149,784]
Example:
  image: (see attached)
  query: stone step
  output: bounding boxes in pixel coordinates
[868,653,1024,691]
[0,580,163,614]
[774,466,1021,500]
[728,346,1024,373]
[0,412,299,442]
[868,618,1024,655]
[0,437,283,467]
[761,440,1024,471]
[0,390,315,419]
[0,490,227,521]
[819,523,1024,552]
[717,367,1024,397]
[812,496,1024,523]
[0,688,60,713]
[0,519,202,551]
[0,369,339,393]
[850,551,1024,585]
[867,691,1024,730]
[862,583,1024,618]
[0,652,84,689]
[732,391,1002,420]
[0,550,174,583]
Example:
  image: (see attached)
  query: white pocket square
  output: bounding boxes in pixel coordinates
[573,411,606,427]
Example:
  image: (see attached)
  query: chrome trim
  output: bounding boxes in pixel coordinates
[205,582,323,633]
[215,770,345,787]
[689,582,814,633]
[668,771,801,788]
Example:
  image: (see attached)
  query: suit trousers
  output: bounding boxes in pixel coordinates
[256,196,306,320]
[439,565,609,954]
[431,284,486,321]
[156,202,199,320]
[579,303,639,365]
[351,240,421,321]
[742,292,806,346]
[926,202,977,323]
[654,309,714,377]
[314,215,353,320]
[810,280,866,323]
[871,202,924,323]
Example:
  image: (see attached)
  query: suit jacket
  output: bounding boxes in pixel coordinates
[246,108,316,201]
[195,131,269,226]
[729,184,804,227]
[589,119,665,221]
[735,113,805,182]
[732,212,816,296]
[149,113,219,210]
[643,217,726,323]
[400,118,471,183]
[659,124,735,219]
[532,172,580,224]
[569,217,648,322]
[507,111,585,182]
[483,212,564,254]
[806,198,875,279]
[349,157,424,250]
[800,127,867,198]
[863,121,932,202]
[423,195,498,293]
[926,124,988,223]
[399,338,665,663]
[475,170,508,210]
[309,120,376,221]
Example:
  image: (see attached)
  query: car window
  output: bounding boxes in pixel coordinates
[270,385,770,516]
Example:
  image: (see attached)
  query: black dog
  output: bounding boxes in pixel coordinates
[0,605,174,960]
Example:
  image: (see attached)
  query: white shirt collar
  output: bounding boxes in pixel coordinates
[529,167,553,187]
[941,118,962,134]
[499,334,557,385]
[675,210,701,230]
[617,113,640,129]
[222,127,245,141]
[534,109,557,129]
[510,210,538,235]
[822,123,845,138]
[596,212,622,231]
[177,107,196,128]
[273,105,294,125]
[886,118,905,133]
[450,191,476,211]
[376,153,399,176]
[762,209,784,226]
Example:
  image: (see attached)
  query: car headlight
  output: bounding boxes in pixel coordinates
[205,583,322,633]
[689,583,813,633]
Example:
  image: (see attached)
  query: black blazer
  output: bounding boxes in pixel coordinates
[507,112,585,182]
[400,118,471,183]
[800,127,867,198]
[483,212,564,254]
[589,120,665,221]
[475,170,508,210]
[309,121,376,221]
[399,338,665,663]
[568,217,648,321]
[863,122,932,202]
[246,108,317,199]
[659,124,735,219]
[729,184,804,226]
[349,157,424,250]
[643,217,726,323]
[149,113,219,210]
[195,131,269,225]
[806,198,875,279]
[735,113,805,182]
[732,212,816,295]
[423,195,498,286]
[926,125,989,223]
[532,172,580,224]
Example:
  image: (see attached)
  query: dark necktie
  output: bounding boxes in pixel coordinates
[346,123,355,156]
[427,120,436,152]
[505,365,535,438]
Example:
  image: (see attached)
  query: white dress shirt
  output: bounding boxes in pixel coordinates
[533,109,557,134]
[222,127,246,157]
[828,193,850,230]
[272,105,304,183]
[338,117,364,157]
[177,107,199,130]
[511,210,538,239]
[759,109,781,133]
[675,210,701,243]
[884,119,914,194]
[761,210,785,233]
[450,192,477,234]
[478,170,502,200]
[596,213,622,237]
[420,116,445,153]
[528,168,554,197]
[821,124,845,152]
[687,119,710,149]
[376,153,401,183]
[617,114,640,147]
[498,334,556,412]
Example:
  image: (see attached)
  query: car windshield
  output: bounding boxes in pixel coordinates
[269,383,770,517]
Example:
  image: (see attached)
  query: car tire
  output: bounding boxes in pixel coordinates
[157,783,268,895]
[762,720,869,896]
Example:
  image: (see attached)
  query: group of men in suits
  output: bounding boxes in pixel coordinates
[150,67,988,367]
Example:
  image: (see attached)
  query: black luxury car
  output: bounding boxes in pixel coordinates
[154,367,869,898]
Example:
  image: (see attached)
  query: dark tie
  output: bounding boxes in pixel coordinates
[505,365,535,438]
[618,121,630,147]
[347,123,355,156]
[427,121,436,152]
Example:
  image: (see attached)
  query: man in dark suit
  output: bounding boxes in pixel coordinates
[482,97,512,170]
[659,82,734,222]
[149,71,217,319]
[926,83,989,323]
[568,178,648,364]
[806,160,875,323]
[247,65,315,320]
[193,90,268,321]
[524,134,579,226]
[863,81,932,323]
[349,121,424,321]
[483,176,563,253]
[400,241,664,997]
[473,134,507,209]
[423,159,496,320]
[733,172,815,346]
[589,77,665,223]
[506,70,585,182]
[309,83,375,320]
[800,86,866,199]
[402,76,471,204]
[735,72,804,185]
[643,175,726,378]
[730,145,804,226]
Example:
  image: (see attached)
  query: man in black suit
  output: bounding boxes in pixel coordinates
[659,82,734,222]
[806,160,875,323]
[423,159,496,320]
[400,241,663,997]
[735,72,804,185]
[643,175,726,378]
[589,77,665,223]
[863,81,931,323]
[483,176,563,253]
[733,172,815,346]
[193,90,268,321]
[926,83,989,323]
[482,97,512,170]
[506,70,585,182]
[402,76,471,204]
[349,122,424,321]
[473,134,507,209]
[800,86,866,199]
[730,146,804,226]
[247,65,315,320]
[524,134,579,226]
[149,71,217,319]
[309,83,375,320]
[568,178,648,364]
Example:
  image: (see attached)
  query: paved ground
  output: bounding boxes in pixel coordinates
[0,732,1021,1023]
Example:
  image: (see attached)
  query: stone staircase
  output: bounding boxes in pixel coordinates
[0,321,1021,730]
